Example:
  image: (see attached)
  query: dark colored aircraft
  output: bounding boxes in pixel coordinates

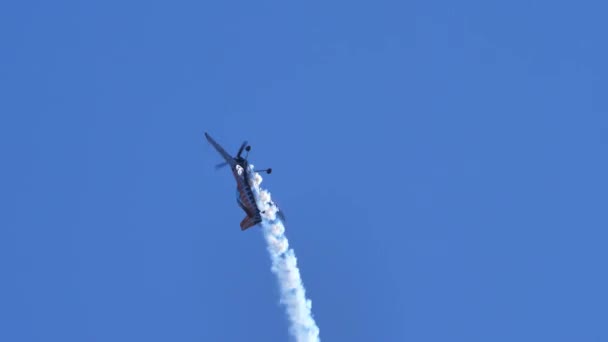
[205,132,283,231]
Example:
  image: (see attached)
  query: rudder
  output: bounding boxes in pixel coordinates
[240,215,260,231]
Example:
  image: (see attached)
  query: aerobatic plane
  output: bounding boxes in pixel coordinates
[204,132,283,231]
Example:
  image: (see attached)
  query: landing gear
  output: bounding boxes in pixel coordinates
[244,146,251,159]
[254,168,272,174]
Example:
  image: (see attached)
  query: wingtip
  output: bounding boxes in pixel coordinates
[277,210,286,222]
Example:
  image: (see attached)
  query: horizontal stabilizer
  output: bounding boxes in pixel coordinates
[276,210,286,222]
[240,215,261,231]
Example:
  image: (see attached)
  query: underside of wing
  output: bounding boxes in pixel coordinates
[240,215,261,231]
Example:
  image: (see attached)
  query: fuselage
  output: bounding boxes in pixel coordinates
[231,160,261,219]
[204,132,263,230]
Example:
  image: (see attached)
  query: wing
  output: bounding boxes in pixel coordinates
[270,199,286,222]
[240,215,261,231]
[276,210,286,222]
[205,132,236,167]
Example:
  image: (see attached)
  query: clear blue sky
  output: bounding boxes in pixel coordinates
[1,1,606,341]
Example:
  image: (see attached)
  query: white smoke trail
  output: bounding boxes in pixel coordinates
[248,165,320,342]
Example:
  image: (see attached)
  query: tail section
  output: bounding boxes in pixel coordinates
[240,215,261,231]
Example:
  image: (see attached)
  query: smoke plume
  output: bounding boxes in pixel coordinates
[249,165,320,342]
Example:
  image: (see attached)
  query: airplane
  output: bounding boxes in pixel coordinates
[204,132,284,231]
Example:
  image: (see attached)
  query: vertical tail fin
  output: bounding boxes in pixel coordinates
[240,215,260,231]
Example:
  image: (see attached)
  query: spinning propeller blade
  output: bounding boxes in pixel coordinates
[215,162,228,170]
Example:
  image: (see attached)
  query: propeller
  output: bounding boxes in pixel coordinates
[215,162,228,170]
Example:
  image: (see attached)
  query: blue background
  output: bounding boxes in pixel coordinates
[1,1,606,341]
